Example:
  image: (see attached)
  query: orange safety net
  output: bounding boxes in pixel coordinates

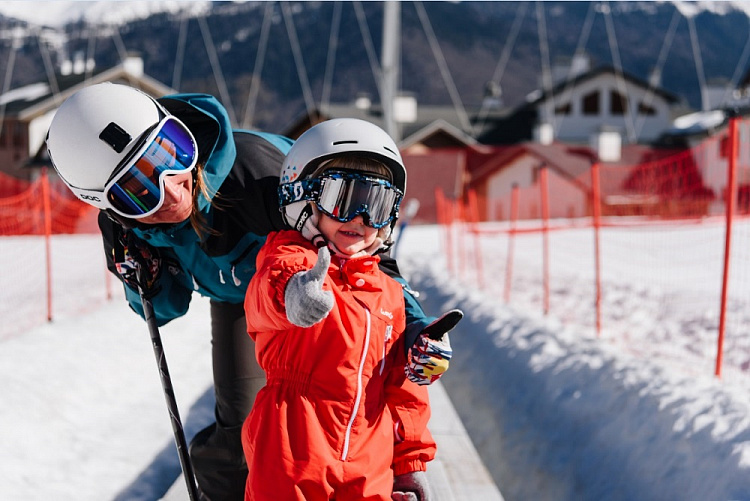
[437,119,750,383]
[596,139,719,219]
[0,169,110,341]
[0,170,100,236]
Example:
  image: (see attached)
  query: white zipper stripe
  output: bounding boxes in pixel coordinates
[341,308,371,461]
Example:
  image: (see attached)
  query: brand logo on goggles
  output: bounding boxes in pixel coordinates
[295,205,313,231]
[80,194,102,202]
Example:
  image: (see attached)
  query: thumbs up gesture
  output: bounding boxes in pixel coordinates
[284,246,334,327]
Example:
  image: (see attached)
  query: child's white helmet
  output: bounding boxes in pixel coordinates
[281,117,406,193]
[279,118,406,250]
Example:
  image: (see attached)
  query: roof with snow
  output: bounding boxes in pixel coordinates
[523,65,681,107]
[279,101,507,147]
[467,141,684,196]
[2,57,173,121]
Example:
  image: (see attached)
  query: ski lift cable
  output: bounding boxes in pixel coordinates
[110,23,129,64]
[320,0,343,111]
[414,1,472,133]
[352,1,384,98]
[633,8,681,138]
[172,16,188,91]
[551,2,595,138]
[686,16,710,112]
[197,15,238,126]
[475,1,528,130]
[241,1,274,129]
[488,2,529,92]
[36,29,61,105]
[536,2,557,133]
[602,2,637,143]
[720,16,750,108]
[280,1,317,120]
[686,15,709,112]
[567,2,596,82]
[686,15,710,112]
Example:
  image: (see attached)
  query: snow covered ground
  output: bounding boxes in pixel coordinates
[2,223,750,500]
[397,223,750,501]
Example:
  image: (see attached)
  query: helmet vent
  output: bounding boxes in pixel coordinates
[333,140,358,145]
[99,122,132,153]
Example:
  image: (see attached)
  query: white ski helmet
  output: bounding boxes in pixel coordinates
[279,118,406,249]
[46,82,164,200]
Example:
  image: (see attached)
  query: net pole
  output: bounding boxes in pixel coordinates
[716,116,739,378]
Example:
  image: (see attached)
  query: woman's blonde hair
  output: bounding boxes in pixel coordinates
[189,165,217,240]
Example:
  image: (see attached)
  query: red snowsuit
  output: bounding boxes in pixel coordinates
[242,230,436,500]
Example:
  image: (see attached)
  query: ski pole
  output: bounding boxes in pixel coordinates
[135,265,201,501]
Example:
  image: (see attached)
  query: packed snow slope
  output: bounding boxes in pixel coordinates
[2,224,750,500]
[397,225,750,501]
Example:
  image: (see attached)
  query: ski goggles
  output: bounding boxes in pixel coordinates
[74,116,198,218]
[279,170,403,229]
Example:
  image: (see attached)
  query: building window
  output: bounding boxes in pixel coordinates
[583,91,599,115]
[638,102,656,115]
[610,90,627,115]
[555,102,571,115]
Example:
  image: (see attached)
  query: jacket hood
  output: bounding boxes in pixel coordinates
[158,93,236,214]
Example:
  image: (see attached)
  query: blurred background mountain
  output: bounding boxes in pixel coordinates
[1,1,748,133]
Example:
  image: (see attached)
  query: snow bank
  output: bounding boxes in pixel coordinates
[401,254,750,501]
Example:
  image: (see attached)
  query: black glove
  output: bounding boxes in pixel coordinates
[114,231,162,298]
[421,309,463,341]
[392,471,432,501]
[284,246,334,327]
[405,309,463,386]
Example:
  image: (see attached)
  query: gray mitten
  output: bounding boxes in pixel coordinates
[392,471,432,501]
[284,246,334,327]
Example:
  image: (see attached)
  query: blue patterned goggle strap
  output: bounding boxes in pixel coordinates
[278,178,322,207]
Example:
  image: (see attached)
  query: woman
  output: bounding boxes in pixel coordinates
[46,83,452,500]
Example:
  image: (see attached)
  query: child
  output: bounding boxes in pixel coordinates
[242,118,460,500]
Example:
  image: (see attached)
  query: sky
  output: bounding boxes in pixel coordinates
[2,221,750,500]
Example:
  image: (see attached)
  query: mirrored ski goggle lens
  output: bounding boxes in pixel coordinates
[317,174,401,228]
[106,118,197,217]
